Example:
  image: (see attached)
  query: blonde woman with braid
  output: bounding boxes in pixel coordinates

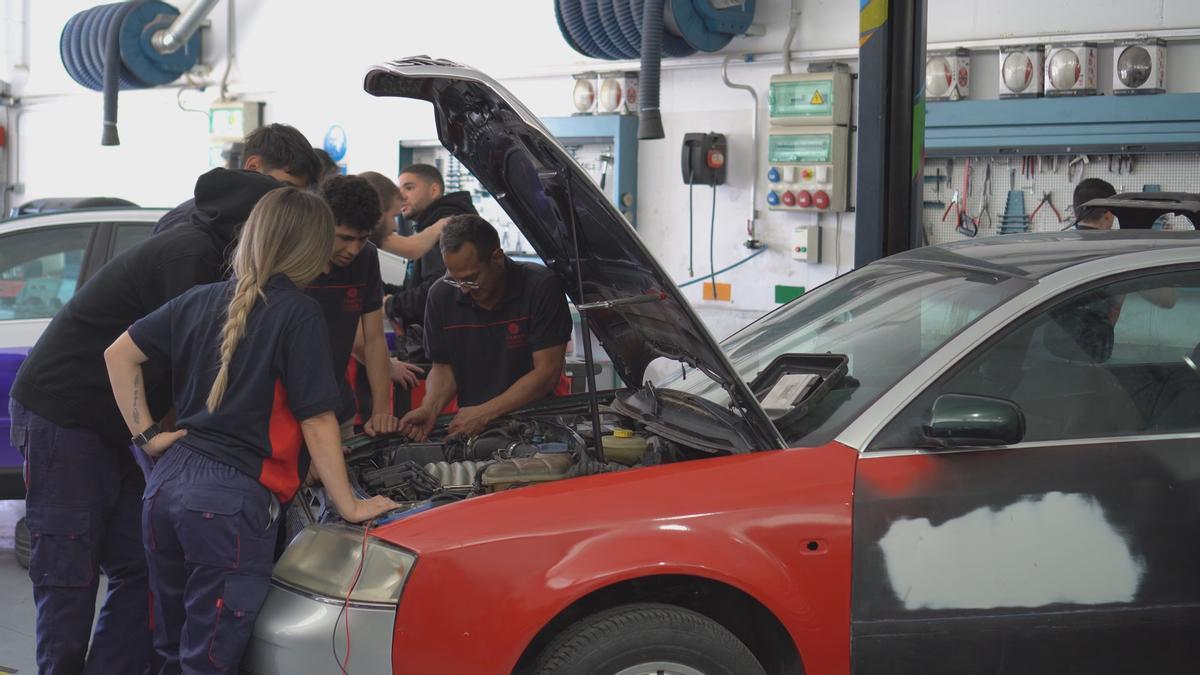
[104,187,397,673]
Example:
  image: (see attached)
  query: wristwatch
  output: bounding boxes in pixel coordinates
[132,422,162,451]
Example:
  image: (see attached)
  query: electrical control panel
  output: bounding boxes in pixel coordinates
[765,126,848,213]
[791,224,820,262]
[208,100,263,168]
[768,72,852,127]
[681,132,727,185]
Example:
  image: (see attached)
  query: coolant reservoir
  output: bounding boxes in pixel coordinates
[601,428,648,466]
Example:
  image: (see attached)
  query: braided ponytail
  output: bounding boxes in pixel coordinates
[206,273,261,411]
[205,187,335,411]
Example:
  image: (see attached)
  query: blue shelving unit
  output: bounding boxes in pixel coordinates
[926,93,1200,157]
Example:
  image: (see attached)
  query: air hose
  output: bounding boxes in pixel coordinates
[554,0,756,140]
[60,1,205,145]
[638,0,665,139]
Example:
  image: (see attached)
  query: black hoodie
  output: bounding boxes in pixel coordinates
[386,190,478,328]
[12,169,281,448]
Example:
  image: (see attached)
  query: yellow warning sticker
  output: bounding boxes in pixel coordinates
[810,89,825,105]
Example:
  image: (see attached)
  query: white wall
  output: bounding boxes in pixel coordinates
[4,0,1199,340]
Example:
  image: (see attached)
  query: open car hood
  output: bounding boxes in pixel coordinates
[1082,192,1200,229]
[364,57,783,449]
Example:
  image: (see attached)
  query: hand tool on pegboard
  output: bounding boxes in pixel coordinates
[1021,155,1036,179]
[1000,167,1029,235]
[965,162,992,237]
[923,168,946,198]
[943,190,963,231]
[1031,192,1063,224]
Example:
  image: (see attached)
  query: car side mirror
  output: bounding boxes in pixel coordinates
[923,393,1025,448]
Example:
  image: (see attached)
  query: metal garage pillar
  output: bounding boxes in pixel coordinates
[854,0,928,266]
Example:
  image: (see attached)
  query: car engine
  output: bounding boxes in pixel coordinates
[290,395,722,529]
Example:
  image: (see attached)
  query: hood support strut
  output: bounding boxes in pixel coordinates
[547,169,607,463]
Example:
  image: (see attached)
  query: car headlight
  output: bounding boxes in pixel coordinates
[272,524,416,605]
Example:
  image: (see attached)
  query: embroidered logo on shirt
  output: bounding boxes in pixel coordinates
[342,287,364,314]
[505,321,527,350]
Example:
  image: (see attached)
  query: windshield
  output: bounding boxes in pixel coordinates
[667,261,1035,446]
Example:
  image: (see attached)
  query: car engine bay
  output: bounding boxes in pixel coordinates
[290,389,750,529]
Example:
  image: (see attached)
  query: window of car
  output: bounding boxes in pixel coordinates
[0,225,94,321]
[668,262,1035,446]
[872,267,1200,448]
[112,222,153,258]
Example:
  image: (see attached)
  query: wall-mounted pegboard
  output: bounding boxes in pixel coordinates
[923,152,1200,245]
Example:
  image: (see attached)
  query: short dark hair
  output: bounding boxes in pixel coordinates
[320,175,382,233]
[243,123,321,186]
[399,163,445,191]
[440,215,500,260]
[1073,178,1117,223]
[313,148,340,182]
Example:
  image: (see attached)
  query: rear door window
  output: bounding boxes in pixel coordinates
[0,225,95,321]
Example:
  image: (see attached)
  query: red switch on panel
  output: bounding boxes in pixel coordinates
[781,191,796,207]
[813,190,830,209]
[706,149,725,169]
[796,190,813,208]
[801,168,814,180]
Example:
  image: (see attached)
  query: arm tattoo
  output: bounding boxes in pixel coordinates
[132,372,142,425]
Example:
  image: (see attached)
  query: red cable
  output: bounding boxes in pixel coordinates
[337,524,372,674]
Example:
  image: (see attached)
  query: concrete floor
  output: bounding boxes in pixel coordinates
[0,499,36,674]
[0,499,116,674]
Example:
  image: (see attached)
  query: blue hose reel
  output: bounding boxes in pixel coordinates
[60,1,201,145]
[555,0,755,60]
[554,0,756,140]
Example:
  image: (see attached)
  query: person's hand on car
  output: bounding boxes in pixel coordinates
[344,495,400,523]
[364,412,400,437]
[398,407,437,441]
[365,412,400,436]
[447,405,494,439]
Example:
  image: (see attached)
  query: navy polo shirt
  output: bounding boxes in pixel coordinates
[129,274,342,502]
[423,260,572,407]
[304,243,384,420]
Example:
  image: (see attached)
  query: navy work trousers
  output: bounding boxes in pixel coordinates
[143,444,278,674]
[10,399,157,675]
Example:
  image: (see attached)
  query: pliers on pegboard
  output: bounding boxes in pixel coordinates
[1031,192,1063,223]
[964,163,992,237]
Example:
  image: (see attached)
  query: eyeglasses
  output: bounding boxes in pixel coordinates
[441,274,480,291]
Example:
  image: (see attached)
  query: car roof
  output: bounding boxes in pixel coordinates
[0,207,168,233]
[889,231,1200,280]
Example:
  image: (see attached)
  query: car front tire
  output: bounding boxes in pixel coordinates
[535,602,765,675]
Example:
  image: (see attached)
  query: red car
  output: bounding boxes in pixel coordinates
[242,58,1200,675]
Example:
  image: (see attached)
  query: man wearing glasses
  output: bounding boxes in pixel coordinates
[398,215,571,441]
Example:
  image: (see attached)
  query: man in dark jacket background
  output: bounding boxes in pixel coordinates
[384,164,478,341]
[9,169,280,674]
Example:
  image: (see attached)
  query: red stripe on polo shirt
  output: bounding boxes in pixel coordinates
[442,315,530,331]
[261,378,303,502]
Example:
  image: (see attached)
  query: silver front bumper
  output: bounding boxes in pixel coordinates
[240,581,396,674]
